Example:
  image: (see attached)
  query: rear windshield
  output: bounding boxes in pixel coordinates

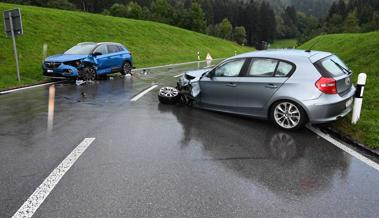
[315,55,351,77]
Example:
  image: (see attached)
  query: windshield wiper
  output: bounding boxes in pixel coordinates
[330,59,352,75]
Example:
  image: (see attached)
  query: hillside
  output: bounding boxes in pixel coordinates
[299,31,379,148]
[0,3,250,89]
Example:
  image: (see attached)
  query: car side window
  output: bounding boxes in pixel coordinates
[93,45,107,55]
[107,45,120,54]
[275,62,294,77]
[214,59,245,77]
[117,46,125,52]
[248,58,278,77]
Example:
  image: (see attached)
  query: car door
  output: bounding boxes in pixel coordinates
[199,58,248,110]
[233,58,294,116]
[93,45,111,73]
[107,45,124,71]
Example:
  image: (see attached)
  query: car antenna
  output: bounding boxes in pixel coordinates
[305,36,323,53]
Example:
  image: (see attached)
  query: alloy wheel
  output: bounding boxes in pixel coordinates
[273,102,301,129]
[159,87,179,98]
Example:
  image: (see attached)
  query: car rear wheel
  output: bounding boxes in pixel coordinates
[270,101,306,130]
[121,62,132,75]
[158,87,180,105]
[79,66,96,81]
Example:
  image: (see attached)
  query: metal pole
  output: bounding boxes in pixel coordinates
[9,12,21,81]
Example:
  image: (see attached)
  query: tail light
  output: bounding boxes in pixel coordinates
[315,77,337,94]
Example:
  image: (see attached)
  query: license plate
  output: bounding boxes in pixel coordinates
[346,98,353,108]
[47,69,53,73]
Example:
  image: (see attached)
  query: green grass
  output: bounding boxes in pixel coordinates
[0,3,251,89]
[299,31,379,148]
[270,39,298,49]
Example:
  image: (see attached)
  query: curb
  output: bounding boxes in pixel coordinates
[318,125,379,157]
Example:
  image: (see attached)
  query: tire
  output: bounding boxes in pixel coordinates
[121,61,132,75]
[270,101,307,130]
[79,66,96,81]
[158,87,180,105]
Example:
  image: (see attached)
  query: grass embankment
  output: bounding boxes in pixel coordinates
[299,31,379,148]
[0,3,250,89]
[270,39,298,49]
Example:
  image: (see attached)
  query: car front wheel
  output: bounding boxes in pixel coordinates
[158,87,180,105]
[79,66,96,81]
[270,101,307,130]
[121,62,132,75]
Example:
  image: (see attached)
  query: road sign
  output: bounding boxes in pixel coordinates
[3,8,23,37]
[3,8,23,81]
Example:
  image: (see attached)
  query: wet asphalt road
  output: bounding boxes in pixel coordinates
[1,61,379,218]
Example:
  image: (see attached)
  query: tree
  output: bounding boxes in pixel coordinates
[150,0,174,24]
[46,0,76,10]
[344,11,361,32]
[219,18,233,39]
[190,2,207,33]
[233,26,246,45]
[127,2,143,19]
[109,3,128,17]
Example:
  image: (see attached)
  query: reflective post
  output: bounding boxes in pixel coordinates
[352,73,367,124]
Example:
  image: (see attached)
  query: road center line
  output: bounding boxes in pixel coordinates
[131,85,158,102]
[11,138,96,218]
[307,125,379,171]
[174,73,184,78]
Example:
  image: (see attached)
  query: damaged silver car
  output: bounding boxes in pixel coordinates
[158,50,356,130]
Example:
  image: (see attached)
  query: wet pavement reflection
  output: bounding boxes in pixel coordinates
[158,104,351,199]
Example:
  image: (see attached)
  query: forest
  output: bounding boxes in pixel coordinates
[1,0,379,46]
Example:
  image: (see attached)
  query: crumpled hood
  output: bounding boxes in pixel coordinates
[184,68,210,79]
[45,54,89,62]
[181,68,211,98]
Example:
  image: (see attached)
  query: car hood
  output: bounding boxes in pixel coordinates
[45,54,89,62]
[184,68,211,79]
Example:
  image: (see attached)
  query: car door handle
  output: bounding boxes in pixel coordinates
[226,83,237,87]
[265,84,278,89]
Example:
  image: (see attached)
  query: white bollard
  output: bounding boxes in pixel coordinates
[197,51,200,61]
[352,73,367,125]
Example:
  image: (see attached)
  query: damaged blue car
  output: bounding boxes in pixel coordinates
[43,42,133,80]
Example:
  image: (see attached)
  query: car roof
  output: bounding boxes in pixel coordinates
[232,49,332,63]
[76,42,124,47]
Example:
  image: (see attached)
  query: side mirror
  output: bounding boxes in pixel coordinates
[92,52,102,56]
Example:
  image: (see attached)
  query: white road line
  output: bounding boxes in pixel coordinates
[131,85,158,102]
[0,81,61,95]
[11,138,96,218]
[174,73,184,78]
[307,125,379,171]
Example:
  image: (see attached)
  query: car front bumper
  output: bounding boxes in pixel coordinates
[43,64,80,78]
[304,86,356,124]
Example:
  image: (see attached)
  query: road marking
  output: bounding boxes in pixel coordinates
[131,85,158,102]
[174,73,184,78]
[0,81,61,95]
[307,125,379,171]
[11,138,96,218]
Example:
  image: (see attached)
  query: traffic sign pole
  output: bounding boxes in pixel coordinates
[8,11,21,81]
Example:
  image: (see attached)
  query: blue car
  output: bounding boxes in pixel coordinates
[43,42,133,80]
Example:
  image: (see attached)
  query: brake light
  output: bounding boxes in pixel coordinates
[315,77,337,94]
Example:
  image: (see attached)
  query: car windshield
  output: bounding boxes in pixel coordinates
[64,44,97,55]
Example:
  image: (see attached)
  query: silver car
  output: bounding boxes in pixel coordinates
[158,50,356,130]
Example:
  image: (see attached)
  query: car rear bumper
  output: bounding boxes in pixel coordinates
[304,86,356,124]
